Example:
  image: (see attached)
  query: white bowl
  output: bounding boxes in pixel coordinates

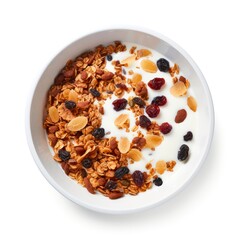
[26,27,214,214]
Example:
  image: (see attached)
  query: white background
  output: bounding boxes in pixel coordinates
[0,0,239,239]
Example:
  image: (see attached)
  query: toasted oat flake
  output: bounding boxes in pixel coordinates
[121,54,136,67]
[67,116,88,132]
[49,106,59,123]
[170,81,187,97]
[68,89,78,103]
[140,59,157,73]
[187,96,197,112]
[127,148,142,162]
[118,137,130,154]
[145,134,163,148]
[156,160,167,174]
[114,114,129,128]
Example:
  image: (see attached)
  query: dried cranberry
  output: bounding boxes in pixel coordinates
[159,122,172,134]
[114,167,129,179]
[146,104,160,118]
[65,100,76,110]
[90,88,100,97]
[157,58,170,72]
[148,78,165,90]
[58,149,70,162]
[184,131,193,141]
[132,97,146,108]
[106,54,113,61]
[112,98,127,111]
[153,177,163,186]
[105,180,117,190]
[81,158,92,168]
[139,115,151,129]
[132,170,144,187]
[92,128,105,139]
[151,96,167,106]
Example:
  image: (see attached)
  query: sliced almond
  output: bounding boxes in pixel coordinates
[121,54,136,67]
[49,106,59,123]
[127,148,142,162]
[156,160,167,174]
[68,89,78,103]
[170,81,187,97]
[140,59,157,73]
[67,116,88,132]
[114,114,129,128]
[131,73,142,84]
[136,49,152,59]
[145,134,163,149]
[62,89,70,99]
[118,137,130,154]
[187,96,197,112]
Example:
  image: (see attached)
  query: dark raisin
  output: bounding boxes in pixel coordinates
[151,96,167,106]
[79,168,87,178]
[146,104,160,118]
[81,158,92,168]
[105,180,117,190]
[92,128,105,139]
[153,177,163,186]
[159,122,172,134]
[184,131,193,141]
[148,78,165,90]
[132,170,144,187]
[132,97,146,108]
[177,144,189,161]
[112,98,127,111]
[114,167,130,179]
[58,149,70,162]
[139,115,151,129]
[157,58,170,72]
[65,100,76,110]
[90,88,100,97]
[106,54,113,61]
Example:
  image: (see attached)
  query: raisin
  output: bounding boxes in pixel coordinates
[90,88,100,97]
[79,168,87,178]
[105,180,117,190]
[177,144,189,161]
[92,128,105,139]
[139,115,151,129]
[58,149,70,162]
[151,96,167,106]
[132,97,146,108]
[122,68,126,75]
[116,83,128,91]
[146,104,160,118]
[81,158,92,168]
[148,78,165,90]
[157,58,170,72]
[112,98,127,111]
[132,170,144,187]
[159,122,172,134]
[65,100,76,110]
[184,131,193,141]
[114,167,130,179]
[106,54,113,61]
[153,177,163,186]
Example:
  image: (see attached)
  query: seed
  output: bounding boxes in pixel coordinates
[81,158,92,168]
[65,100,76,110]
[58,149,70,162]
[92,128,105,139]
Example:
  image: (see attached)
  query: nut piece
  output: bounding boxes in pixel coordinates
[118,137,130,154]
[121,54,136,67]
[68,89,78,103]
[102,72,114,80]
[140,59,157,73]
[156,160,167,174]
[187,96,197,112]
[170,81,187,97]
[108,192,124,199]
[67,116,88,131]
[136,49,152,59]
[127,148,142,161]
[49,106,59,123]
[175,109,187,123]
[114,114,129,128]
[145,134,163,149]
[83,177,95,194]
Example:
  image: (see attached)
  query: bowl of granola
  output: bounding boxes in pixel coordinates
[26,27,214,214]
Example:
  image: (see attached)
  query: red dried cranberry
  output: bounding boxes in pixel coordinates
[146,104,160,118]
[139,115,151,129]
[151,96,167,106]
[148,78,165,90]
[112,98,127,111]
[159,122,172,134]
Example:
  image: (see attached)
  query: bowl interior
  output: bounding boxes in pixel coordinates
[27,29,214,214]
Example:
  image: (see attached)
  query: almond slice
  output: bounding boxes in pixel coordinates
[127,148,142,162]
[114,114,129,128]
[118,137,130,154]
[121,54,136,67]
[68,89,78,103]
[136,49,152,59]
[67,116,88,132]
[145,134,163,148]
[131,73,142,84]
[140,59,157,73]
[62,89,70,99]
[156,160,167,174]
[49,106,59,123]
[187,96,197,112]
[170,81,187,97]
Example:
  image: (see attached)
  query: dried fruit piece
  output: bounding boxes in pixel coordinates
[136,49,152,59]
[121,54,136,67]
[159,122,172,134]
[127,148,142,162]
[148,78,165,90]
[92,128,105,139]
[112,98,128,111]
[184,131,193,141]
[105,180,117,190]
[81,158,93,168]
[58,149,70,162]
[114,114,129,128]
[118,137,130,154]
[65,100,76,110]
[139,115,151,129]
[132,170,144,187]
[132,137,146,149]
[151,96,167,106]
[114,167,130,179]
[175,109,187,123]
[68,89,78,103]
[108,192,124,199]
[187,96,197,112]
[140,59,157,73]
[79,168,87,178]
[170,81,187,97]
[132,97,145,108]
[67,116,88,131]
[49,106,59,123]
[153,177,163,186]
[157,58,170,72]
[145,134,163,148]
[90,88,100,97]
[131,73,142,84]
[106,54,113,61]
[146,104,160,118]
[156,160,167,174]
[178,144,189,161]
